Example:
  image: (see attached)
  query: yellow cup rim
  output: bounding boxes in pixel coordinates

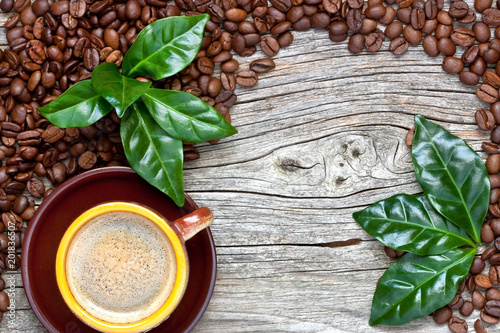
[55,202,188,333]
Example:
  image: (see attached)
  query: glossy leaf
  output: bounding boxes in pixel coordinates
[142,89,238,143]
[91,62,152,117]
[353,194,475,255]
[412,115,490,244]
[37,80,113,128]
[122,14,209,80]
[120,101,184,206]
[370,247,476,326]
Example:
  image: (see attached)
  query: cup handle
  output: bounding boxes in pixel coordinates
[173,207,214,241]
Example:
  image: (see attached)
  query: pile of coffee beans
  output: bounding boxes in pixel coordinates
[2,0,500,328]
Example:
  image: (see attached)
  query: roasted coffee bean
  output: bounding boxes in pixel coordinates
[12,195,28,216]
[486,154,500,173]
[42,148,59,167]
[435,24,453,39]
[270,0,291,12]
[389,37,409,55]
[482,308,500,324]
[460,71,480,85]
[486,288,500,301]
[346,9,362,31]
[42,125,65,143]
[483,223,496,243]
[311,12,330,29]
[323,0,340,14]
[69,0,86,17]
[396,0,413,7]
[449,295,464,310]
[18,146,37,161]
[477,273,494,289]
[475,0,493,12]
[383,246,403,259]
[484,47,500,64]
[450,27,476,47]
[474,22,491,43]
[403,25,421,45]
[197,57,214,74]
[261,36,280,56]
[249,58,275,73]
[17,130,41,146]
[236,70,258,87]
[492,188,500,203]
[409,7,424,30]
[348,33,365,53]
[220,73,235,91]
[0,291,9,312]
[474,319,487,333]
[484,71,500,88]
[471,257,486,274]
[10,78,25,97]
[365,31,384,52]
[287,6,304,22]
[207,78,222,98]
[27,177,44,198]
[83,48,100,71]
[221,59,239,73]
[422,35,439,57]
[441,57,463,74]
[397,7,412,24]
[448,316,467,333]
[385,21,403,39]
[405,128,415,148]
[225,8,247,21]
[492,219,500,234]
[491,253,500,266]
[459,301,474,317]
[483,247,499,261]
[51,162,67,183]
[484,300,500,317]
[462,46,480,65]
[477,84,499,103]
[492,126,500,144]
[50,0,69,15]
[484,8,500,26]
[449,1,469,19]
[473,290,487,309]
[0,0,13,12]
[78,151,97,169]
[1,122,21,138]
[270,21,292,35]
[433,306,452,324]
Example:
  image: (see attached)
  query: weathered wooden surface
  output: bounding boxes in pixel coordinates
[0,3,496,332]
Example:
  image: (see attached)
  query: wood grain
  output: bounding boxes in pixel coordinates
[0,0,495,331]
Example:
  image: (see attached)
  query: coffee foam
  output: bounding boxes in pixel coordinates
[65,211,177,325]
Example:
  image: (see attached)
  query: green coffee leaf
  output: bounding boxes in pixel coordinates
[120,101,184,206]
[353,194,475,255]
[91,62,152,117]
[142,89,238,143]
[370,247,476,326]
[37,80,113,128]
[122,14,209,80]
[412,114,490,244]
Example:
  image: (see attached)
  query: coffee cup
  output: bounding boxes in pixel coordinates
[55,201,213,332]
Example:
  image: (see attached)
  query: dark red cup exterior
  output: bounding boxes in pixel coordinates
[21,166,216,333]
